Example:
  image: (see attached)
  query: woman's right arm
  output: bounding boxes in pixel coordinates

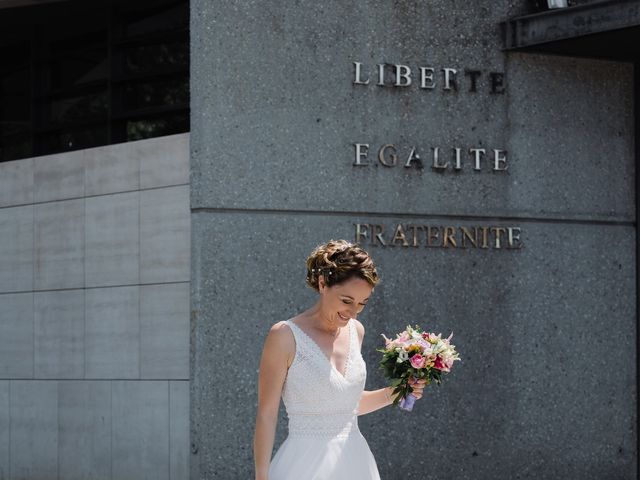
[253,322,294,480]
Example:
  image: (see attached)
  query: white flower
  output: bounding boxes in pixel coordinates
[397,349,409,363]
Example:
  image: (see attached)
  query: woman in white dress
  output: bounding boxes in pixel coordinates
[253,239,427,480]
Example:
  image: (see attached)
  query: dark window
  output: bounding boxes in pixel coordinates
[0,0,189,162]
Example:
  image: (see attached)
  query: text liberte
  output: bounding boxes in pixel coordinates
[353,62,505,93]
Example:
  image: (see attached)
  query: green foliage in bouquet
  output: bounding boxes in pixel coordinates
[377,324,460,407]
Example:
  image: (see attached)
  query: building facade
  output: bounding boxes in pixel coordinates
[189,0,638,479]
[0,133,191,480]
[0,0,638,479]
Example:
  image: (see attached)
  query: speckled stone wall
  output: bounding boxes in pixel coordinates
[190,1,637,479]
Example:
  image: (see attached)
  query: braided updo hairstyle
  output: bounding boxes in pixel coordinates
[305,239,379,291]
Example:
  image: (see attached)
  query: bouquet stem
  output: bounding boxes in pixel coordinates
[398,393,417,411]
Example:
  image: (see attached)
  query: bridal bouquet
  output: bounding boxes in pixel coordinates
[378,325,461,411]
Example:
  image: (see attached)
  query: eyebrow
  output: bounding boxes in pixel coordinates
[341,295,369,303]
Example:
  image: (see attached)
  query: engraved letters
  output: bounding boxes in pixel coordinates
[353,143,508,171]
[350,61,520,251]
[355,224,524,250]
[353,62,506,94]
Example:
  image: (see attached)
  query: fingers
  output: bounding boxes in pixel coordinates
[409,377,427,400]
[409,377,427,386]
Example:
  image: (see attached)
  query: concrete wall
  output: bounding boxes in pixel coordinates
[190,1,636,479]
[0,133,191,480]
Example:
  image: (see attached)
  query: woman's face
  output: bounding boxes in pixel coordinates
[318,275,373,325]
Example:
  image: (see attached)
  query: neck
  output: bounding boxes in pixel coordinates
[308,301,341,336]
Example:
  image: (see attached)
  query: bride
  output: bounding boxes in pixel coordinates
[253,239,427,480]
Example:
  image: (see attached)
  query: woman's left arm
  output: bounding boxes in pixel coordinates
[358,387,395,415]
[357,379,426,415]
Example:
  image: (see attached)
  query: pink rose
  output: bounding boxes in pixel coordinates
[433,356,451,372]
[433,356,445,370]
[410,354,426,369]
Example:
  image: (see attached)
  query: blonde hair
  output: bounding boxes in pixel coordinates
[305,239,379,291]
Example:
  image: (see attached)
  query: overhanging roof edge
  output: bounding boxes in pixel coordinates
[501,0,640,51]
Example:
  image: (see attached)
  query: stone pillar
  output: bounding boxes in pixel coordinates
[190,1,636,478]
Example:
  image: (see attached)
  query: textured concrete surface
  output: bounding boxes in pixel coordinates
[0,293,33,378]
[58,381,111,480]
[0,134,191,478]
[192,212,636,479]
[84,141,140,197]
[0,205,33,292]
[112,381,170,480]
[190,0,633,222]
[506,53,634,220]
[140,185,191,284]
[34,150,85,203]
[170,381,191,480]
[139,134,190,189]
[0,381,8,480]
[85,286,139,379]
[84,133,190,196]
[34,290,84,379]
[0,132,189,210]
[190,0,637,478]
[10,381,59,479]
[0,379,189,480]
[85,191,139,287]
[141,283,191,379]
[0,157,33,207]
[0,135,191,383]
[34,198,85,290]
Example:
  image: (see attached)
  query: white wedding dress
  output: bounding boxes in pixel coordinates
[268,318,381,480]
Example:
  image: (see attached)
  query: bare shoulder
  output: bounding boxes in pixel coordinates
[352,318,365,346]
[266,320,295,346]
[263,321,295,364]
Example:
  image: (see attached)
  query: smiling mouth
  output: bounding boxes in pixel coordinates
[337,312,350,321]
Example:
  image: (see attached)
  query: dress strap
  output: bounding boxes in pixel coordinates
[285,319,298,339]
[285,319,307,351]
[348,319,359,353]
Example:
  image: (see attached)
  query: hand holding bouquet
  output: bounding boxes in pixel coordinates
[378,325,461,411]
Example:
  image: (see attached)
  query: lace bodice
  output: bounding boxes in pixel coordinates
[282,319,367,438]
